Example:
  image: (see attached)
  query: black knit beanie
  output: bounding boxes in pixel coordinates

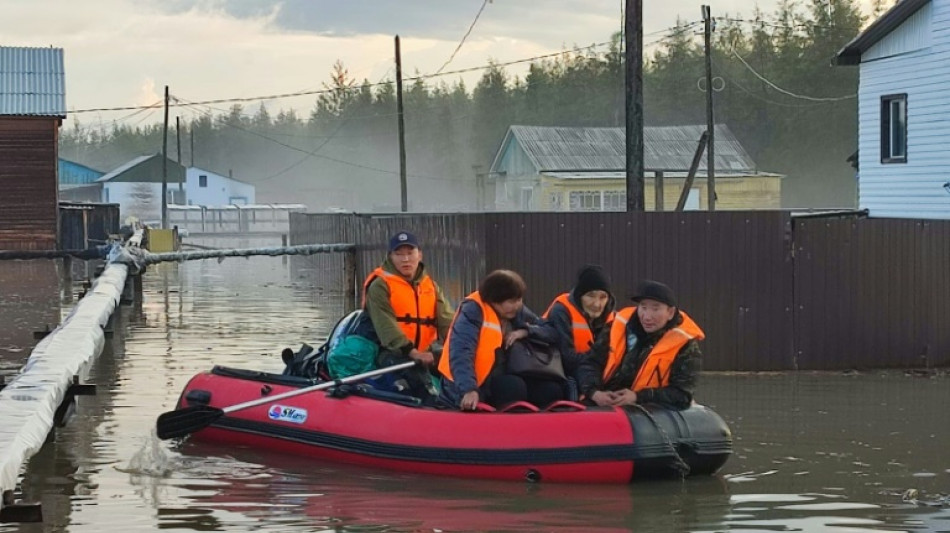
[573,265,611,300]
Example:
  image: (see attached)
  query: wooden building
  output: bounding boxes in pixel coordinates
[0,46,65,250]
[488,125,782,212]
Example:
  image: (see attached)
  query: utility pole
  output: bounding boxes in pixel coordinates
[176,116,183,201]
[703,5,716,211]
[190,119,195,167]
[624,0,644,212]
[161,85,169,228]
[395,35,408,212]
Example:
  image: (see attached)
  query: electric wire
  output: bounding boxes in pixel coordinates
[433,0,489,75]
[730,47,856,102]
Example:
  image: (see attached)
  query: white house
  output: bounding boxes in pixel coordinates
[97,154,186,224]
[836,0,950,219]
[186,167,255,206]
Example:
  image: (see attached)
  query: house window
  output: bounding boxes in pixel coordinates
[569,191,602,211]
[881,94,907,163]
[199,174,208,187]
[603,191,625,211]
[549,192,563,211]
[520,187,534,211]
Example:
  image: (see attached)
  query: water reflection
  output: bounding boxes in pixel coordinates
[145,446,733,532]
[0,259,63,377]
[2,239,949,532]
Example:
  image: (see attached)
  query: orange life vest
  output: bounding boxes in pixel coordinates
[362,267,438,351]
[543,292,616,354]
[604,307,704,391]
[438,291,503,387]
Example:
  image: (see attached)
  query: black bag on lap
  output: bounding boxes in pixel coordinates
[505,338,566,381]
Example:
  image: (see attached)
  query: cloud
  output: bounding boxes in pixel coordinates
[1,0,877,130]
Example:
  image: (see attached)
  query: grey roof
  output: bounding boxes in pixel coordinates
[96,155,153,182]
[492,124,759,174]
[836,0,930,65]
[0,46,66,117]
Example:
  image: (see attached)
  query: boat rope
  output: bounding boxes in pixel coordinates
[631,404,691,478]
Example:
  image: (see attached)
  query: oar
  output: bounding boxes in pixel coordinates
[156,360,418,440]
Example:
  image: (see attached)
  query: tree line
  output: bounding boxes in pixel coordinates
[61,0,876,211]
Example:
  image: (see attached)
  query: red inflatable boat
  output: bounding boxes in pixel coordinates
[161,364,732,484]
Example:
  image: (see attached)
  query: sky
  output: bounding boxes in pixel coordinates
[2,0,876,131]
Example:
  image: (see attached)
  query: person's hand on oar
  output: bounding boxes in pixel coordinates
[156,360,418,440]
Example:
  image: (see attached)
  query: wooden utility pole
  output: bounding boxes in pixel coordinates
[161,85,169,228]
[703,5,716,211]
[190,119,195,167]
[395,35,408,212]
[176,116,183,200]
[624,0,644,211]
[676,131,709,211]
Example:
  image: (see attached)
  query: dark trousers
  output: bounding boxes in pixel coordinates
[488,373,565,409]
[377,350,438,399]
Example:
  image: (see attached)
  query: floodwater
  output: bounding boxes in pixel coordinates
[1,237,948,532]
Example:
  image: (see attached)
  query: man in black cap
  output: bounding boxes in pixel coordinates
[576,280,704,409]
[542,265,616,371]
[349,230,454,398]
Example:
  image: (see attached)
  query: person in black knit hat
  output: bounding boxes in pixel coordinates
[542,265,617,374]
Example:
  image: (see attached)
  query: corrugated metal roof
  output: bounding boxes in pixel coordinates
[541,170,782,180]
[495,124,760,173]
[96,154,154,182]
[0,46,66,117]
[836,0,930,65]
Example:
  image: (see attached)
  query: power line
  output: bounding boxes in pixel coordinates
[715,65,838,108]
[65,22,703,117]
[66,41,622,114]
[174,97,453,183]
[434,0,489,75]
[730,48,856,102]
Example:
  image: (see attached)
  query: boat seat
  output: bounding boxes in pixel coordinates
[545,400,587,412]
[499,401,540,413]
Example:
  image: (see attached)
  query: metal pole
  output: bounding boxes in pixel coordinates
[162,85,169,228]
[703,5,716,211]
[624,0,644,211]
[176,116,183,201]
[395,35,408,212]
[190,118,195,167]
[344,248,357,313]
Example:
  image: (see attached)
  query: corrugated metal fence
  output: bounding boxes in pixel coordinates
[291,211,950,371]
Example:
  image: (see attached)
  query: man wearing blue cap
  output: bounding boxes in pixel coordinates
[350,230,454,397]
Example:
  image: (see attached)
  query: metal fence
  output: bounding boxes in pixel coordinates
[291,210,950,371]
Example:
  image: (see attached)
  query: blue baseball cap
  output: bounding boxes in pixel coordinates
[388,231,420,252]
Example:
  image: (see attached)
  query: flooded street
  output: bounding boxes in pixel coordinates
[1,239,949,532]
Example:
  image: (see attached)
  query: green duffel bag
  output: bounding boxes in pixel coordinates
[326,334,379,379]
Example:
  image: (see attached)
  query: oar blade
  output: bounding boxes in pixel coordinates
[156,405,225,440]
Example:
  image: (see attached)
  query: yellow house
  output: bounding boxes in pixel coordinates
[488,125,782,211]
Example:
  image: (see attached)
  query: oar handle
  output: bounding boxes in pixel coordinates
[220,360,419,414]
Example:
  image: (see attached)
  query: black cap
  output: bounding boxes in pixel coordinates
[388,231,420,252]
[631,280,677,307]
[573,265,611,298]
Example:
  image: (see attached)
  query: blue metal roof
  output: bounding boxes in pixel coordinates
[0,46,66,117]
